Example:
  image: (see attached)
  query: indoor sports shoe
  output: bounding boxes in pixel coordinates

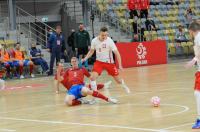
[192,119,200,129]
[104,81,112,89]
[31,74,35,78]
[88,99,97,105]
[78,98,90,104]
[108,97,118,104]
[121,79,131,94]
[20,75,24,79]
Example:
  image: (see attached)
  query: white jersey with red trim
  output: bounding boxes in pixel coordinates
[91,37,117,63]
[194,32,200,71]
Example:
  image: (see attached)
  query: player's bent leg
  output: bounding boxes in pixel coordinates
[18,61,24,79]
[193,90,200,129]
[113,76,130,94]
[28,61,34,77]
[81,87,118,104]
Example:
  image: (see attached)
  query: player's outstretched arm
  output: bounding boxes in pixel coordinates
[113,50,123,70]
[55,63,64,94]
[185,45,200,69]
[54,80,60,94]
[82,49,95,62]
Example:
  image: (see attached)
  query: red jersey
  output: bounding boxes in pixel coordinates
[128,0,150,10]
[56,67,90,90]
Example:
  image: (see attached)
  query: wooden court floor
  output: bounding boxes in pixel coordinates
[0,62,200,132]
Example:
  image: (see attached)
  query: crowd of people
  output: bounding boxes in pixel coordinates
[0,42,48,79]
[0,23,92,79]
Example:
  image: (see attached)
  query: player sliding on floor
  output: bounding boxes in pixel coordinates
[82,27,130,95]
[185,21,200,129]
[55,57,117,106]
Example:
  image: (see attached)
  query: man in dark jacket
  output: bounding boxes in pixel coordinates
[67,29,76,56]
[30,43,49,73]
[47,25,66,75]
[74,23,90,69]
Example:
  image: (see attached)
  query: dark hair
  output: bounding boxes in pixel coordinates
[100,27,108,32]
[189,21,200,32]
[15,42,20,47]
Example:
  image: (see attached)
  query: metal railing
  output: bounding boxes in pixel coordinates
[16,6,55,48]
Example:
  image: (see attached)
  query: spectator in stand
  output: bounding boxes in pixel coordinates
[128,0,139,19]
[145,15,157,31]
[128,0,150,37]
[30,43,49,74]
[175,25,189,43]
[140,0,150,19]
[185,7,195,28]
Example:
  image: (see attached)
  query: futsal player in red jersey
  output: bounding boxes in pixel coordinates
[55,57,116,106]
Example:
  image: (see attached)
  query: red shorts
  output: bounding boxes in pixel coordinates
[194,72,200,91]
[92,61,119,76]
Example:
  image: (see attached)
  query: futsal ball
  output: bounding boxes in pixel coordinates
[151,96,160,107]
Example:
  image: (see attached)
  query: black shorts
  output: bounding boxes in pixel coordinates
[78,47,88,56]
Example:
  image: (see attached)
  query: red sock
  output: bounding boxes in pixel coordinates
[30,64,33,74]
[97,84,104,90]
[19,66,23,75]
[88,84,104,90]
[92,91,108,101]
[72,99,81,106]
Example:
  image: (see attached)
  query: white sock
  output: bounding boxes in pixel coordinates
[194,90,200,118]
[90,80,97,91]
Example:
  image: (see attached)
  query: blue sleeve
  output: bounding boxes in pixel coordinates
[47,34,54,49]
[30,50,36,57]
[38,49,41,53]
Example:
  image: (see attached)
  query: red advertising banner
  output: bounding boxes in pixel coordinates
[116,40,167,68]
[128,0,150,10]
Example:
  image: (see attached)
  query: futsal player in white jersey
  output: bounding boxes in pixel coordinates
[82,27,130,94]
[185,21,200,129]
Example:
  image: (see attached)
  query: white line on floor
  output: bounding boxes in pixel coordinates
[0,116,162,132]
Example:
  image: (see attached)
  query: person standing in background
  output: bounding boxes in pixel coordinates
[47,25,66,76]
[74,23,90,70]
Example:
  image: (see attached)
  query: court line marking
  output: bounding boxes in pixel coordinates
[0,129,16,132]
[0,103,64,114]
[157,104,189,118]
[160,122,193,130]
[65,103,189,118]
[0,116,162,132]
